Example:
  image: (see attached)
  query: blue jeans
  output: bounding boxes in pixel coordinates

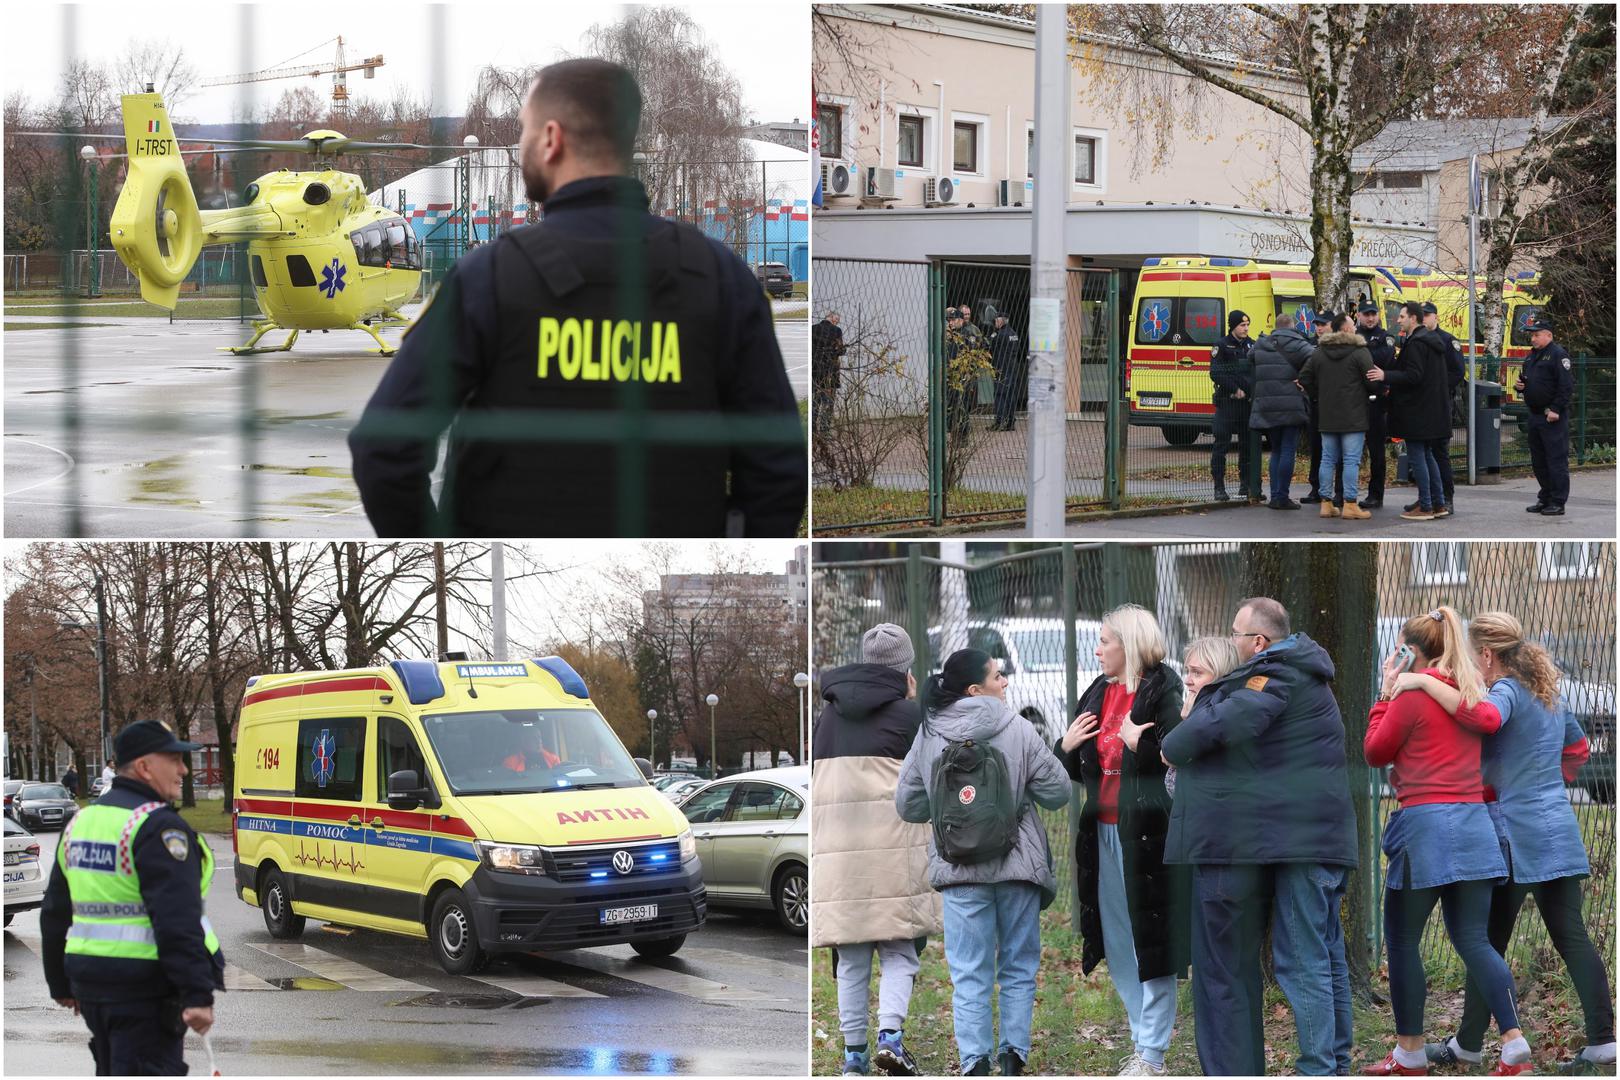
[1318,432,1365,506]
[1406,438,1446,511]
[942,882,1043,1072]
[1273,863,1354,1075]
[1267,425,1301,502]
[1098,823,1178,1064]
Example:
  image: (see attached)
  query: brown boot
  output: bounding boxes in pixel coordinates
[1341,502,1371,519]
[1320,500,1342,518]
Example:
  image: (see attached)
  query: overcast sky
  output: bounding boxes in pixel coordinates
[11,1,810,127]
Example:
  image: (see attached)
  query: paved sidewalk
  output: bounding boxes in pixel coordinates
[1058,467,1615,538]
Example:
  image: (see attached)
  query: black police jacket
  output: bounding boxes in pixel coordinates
[41,777,225,1008]
[988,324,1024,374]
[1521,342,1574,415]
[1362,324,1395,401]
[348,175,806,537]
[1209,334,1255,421]
[811,319,845,390]
[1433,327,1466,390]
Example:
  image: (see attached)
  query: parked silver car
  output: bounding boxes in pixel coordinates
[676,766,808,933]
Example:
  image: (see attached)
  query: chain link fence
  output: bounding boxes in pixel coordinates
[813,541,1615,984]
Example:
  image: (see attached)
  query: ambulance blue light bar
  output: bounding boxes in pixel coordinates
[533,656,590,699]
[1208,258,1247,267]
[1143,257,1161,266]
[390,660,446,705]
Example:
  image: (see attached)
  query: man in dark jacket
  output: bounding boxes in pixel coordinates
[1517,317,1575,515]
[812,311,846,436]
[988,314,1025,432]
[1377,303,1453,520]
[1161,598,1358,1077]
[1421,301,1465,509]
[1247,326,1315,509]
[811,624,940,1077]
[1357,303,1395,508]
[42,720,226,1076]
[1209,310,1255,501]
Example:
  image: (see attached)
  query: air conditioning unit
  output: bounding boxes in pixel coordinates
[997,179,1031,207]
[925,176,958,207]
[865,167,899,200]
[821,161,856,199]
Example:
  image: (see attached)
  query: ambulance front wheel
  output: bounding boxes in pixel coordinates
[631,933,687,958]
[430,888,492,975]
[261,867,306,939]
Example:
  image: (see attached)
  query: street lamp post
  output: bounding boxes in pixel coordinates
[646,709,658,769]
[95,576,111,764]
[80,145,101,298]
[705,693,719,779]
[793,672,810,765]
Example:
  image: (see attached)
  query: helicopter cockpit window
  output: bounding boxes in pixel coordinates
[362,226,384,267]
[244,182,260,205]
[386,222,407,267]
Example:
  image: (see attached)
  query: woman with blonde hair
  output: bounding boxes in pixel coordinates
[1393,611,1614,1076]
[1363,607,1529,1076]
[1055,604,1187,1076]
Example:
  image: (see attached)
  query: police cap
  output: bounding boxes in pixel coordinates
[114,719,201,765]
[1526,316,1554,333]
[1311,309,1332,326]
[1357,302,1379,315]
[1420,301,1438,316]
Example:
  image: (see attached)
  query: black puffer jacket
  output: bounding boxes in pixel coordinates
[1384,327,1453,442]
[1210,334,1256,422]
[1247,327,1315,431]
[1299,331,1376,433]
[1055,664,1190,982]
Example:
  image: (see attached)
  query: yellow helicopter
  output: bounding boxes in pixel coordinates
[90,91,470,354]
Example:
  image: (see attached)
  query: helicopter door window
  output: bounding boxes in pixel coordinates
[386,223,407,269]
[285,255,317,288]
[250,255,267,289]
[361,226,385,268]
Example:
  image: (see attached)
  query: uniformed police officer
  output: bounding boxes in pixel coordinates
[348,58,807,538]
[1420,300,1465,510]
[1356,302,1395,508]
[1517,316,1574,515]
[1209,308,1256,501]
[42,720,225,1076]
[988,312,1024,431]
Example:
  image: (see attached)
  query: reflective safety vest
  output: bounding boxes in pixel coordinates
[58,800,219,962]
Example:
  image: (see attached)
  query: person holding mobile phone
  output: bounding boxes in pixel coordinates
[1363,608,1531,1076]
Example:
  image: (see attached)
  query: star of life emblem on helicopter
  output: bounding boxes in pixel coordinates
[319,258,347,299]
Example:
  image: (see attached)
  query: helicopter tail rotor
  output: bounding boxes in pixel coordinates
[108,93,202,309]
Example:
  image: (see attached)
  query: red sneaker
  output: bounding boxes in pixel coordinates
[1489,1060,1532,1076]
[1364,1051,1427,1076]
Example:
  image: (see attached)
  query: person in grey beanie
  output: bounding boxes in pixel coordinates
[812,624,942,1076]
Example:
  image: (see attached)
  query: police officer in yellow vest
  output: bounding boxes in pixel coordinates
[347,57,806,538]
[41,720,224,1076]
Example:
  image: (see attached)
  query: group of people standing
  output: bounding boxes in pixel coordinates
[810,602,1613,1077]
[1209,304,1575,520]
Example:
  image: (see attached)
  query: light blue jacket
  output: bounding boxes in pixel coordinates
[1479,678,1591,883]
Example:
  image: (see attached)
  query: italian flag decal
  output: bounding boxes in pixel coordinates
[147,120,161,133]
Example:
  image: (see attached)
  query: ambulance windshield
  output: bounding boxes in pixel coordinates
[419,708,644,795]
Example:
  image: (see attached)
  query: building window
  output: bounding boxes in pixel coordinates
[1074,134,1097,185]
[1376,170,1424,189]
[817,101,842,159]
[1538,542,1601,581]
[953,121,978,174]
[898,115,924,169]
[1026,127,1035,179]
[1411,543,1467,586]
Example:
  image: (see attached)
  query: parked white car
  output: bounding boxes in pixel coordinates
[930,618,1105,743]
[4,816,46,926]
[658,777,706,804]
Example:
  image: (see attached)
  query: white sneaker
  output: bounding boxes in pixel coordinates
[1118,1054,1167,1076]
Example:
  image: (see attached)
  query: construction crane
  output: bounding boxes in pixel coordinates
[201,36,384,121]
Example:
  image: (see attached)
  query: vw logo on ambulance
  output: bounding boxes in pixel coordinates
[612,850,636,875]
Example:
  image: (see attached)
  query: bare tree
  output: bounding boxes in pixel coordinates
[55,58,116,131]
[113,39,199,114]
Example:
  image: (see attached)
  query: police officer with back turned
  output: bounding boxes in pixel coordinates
[42,720,224,1076]
[1518,316,1574,515]
[1356,302,1394,509]
[349,58,806,537]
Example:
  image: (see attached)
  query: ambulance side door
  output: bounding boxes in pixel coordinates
[290,715,371,914]
[362,716,442,918]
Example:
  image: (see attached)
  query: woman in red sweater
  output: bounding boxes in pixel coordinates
[1362,607,1531,1076]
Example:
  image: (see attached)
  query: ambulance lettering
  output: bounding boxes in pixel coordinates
[304,823,348,841]
[556,806,653,825]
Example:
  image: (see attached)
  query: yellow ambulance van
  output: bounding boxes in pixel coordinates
[1127,257,1405,444]
[232,656,704,974]
[1402,268,1549,406]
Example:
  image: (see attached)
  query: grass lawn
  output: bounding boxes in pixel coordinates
[810,907,1598,1076]
[175,796,233,837]
[5,298,257,319]
[5,321,117,331]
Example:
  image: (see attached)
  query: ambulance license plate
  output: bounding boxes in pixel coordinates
[3,871,27,883]
[1137,393,1172,409]
[599,903,659,926]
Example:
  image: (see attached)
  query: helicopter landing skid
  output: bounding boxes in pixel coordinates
[225,321,300,355]
[353,320,398,356]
